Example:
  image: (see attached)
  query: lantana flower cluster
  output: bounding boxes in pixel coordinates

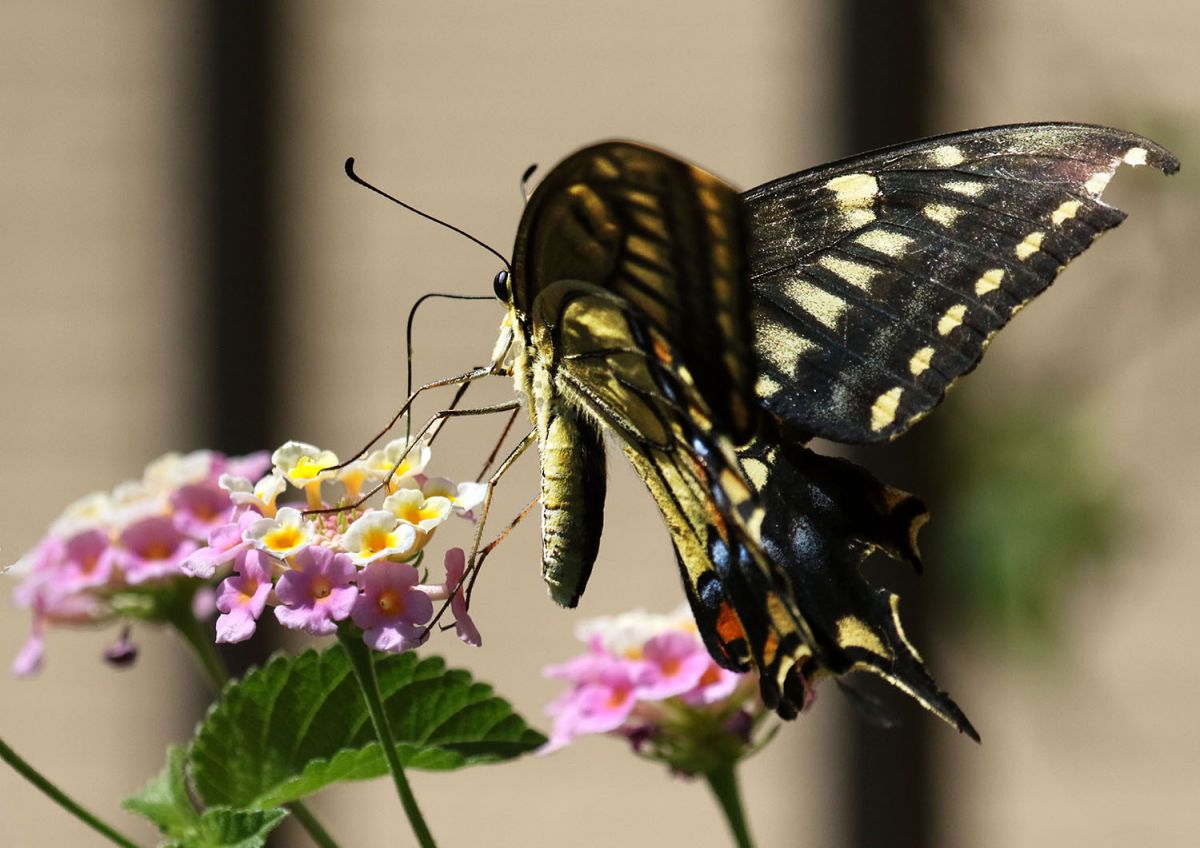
[543,607,768,775]
[8,438,487,676]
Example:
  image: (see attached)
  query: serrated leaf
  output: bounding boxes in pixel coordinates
[190,647,545,809]
[125,747,287,848]
[124,745,200,837]
[193,807,288,848]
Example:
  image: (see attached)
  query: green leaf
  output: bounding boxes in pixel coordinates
[190,647,546,809]
[125,747,287,848]
[191,808,288,848]
[124,746,201,838]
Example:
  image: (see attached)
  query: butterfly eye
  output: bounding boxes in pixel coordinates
[493,270,510,301]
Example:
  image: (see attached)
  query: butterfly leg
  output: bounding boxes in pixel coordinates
[304,400,522,517]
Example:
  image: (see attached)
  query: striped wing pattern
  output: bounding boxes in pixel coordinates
[745,123,1180,443]
[512,142,758,442]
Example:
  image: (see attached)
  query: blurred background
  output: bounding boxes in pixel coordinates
[1,1,1197,845]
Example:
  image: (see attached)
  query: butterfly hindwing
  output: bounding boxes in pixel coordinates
[529,280,814,712]
[745,123,1180,443]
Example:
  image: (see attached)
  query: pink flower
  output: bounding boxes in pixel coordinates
[442,548,480,647]
[58,529,116,593]
[218,451,272,483]
[351,561,433,652]
[214,549,274,643]
[11,621,45,677]
[635,630,712,701]
[115,516,198,584]
[680,660,744,706]
[544,661,641,751]
[170,483,235,541]
[274,546,358,636]
[180,510,259,579]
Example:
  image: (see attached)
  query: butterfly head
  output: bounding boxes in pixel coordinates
[492,269,511,303]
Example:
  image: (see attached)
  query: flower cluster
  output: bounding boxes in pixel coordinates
[543,607,766,775]
[7,438,488,676]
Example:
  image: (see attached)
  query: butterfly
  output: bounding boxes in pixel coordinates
[486,123,1177,739]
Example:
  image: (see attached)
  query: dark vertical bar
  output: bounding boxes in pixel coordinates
[202,1,281,454]
[834,2,941,848]
[196,2,285,682]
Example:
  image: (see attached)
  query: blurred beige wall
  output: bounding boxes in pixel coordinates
[2,1,1198,847]
[0,3,203,846]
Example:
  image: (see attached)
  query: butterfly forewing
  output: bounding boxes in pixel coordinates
[745,123,1180,443]
[512,142,759,443]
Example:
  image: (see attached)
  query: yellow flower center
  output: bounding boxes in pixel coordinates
[376,589,402,615]
[144,543,171,560]
[264,525,302,551]
[364,528,393,555]
[311,576,331,600]
[238,580,260,602]
[291,456,325,481]
[606,687,631,709]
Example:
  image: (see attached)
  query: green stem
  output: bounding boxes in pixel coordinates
[168,603,228,694]
[704,763,755,848]
[287,801,341,848]
[0,735,141,848]
[166,602,341,846]
[337,628,437,848]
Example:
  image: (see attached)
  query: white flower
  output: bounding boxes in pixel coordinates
[243,507,314,558]
[49,491,112,538]
[420,477,487,517]
[223,471,286,517]
[382,489,453,534]
[143,450,214,494]
[341,510,419,565]
[363,437,430,490]
[575,605,694,657]
[272,441,339,489]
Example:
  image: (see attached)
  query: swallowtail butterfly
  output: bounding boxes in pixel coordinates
[488,123,1177,739]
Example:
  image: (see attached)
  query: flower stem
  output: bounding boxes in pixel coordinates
[0,735,141,848]
[287,800,341,848]
[167,603,340,846]
[704,763,755,848]
[336,628,437,848]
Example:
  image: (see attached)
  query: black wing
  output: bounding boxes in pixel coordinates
[745,123,1179,443]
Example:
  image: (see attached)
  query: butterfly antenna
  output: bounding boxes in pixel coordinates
[345,157,511,271]
[520,163,538,203]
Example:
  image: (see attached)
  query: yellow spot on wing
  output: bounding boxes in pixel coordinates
[937,304,967,336]
[870,387,903,432]
[889,594,923,661]
[756,372,781,397]
[974,268,1004,296]
[825,172,879,203]
[1015,231,1045,260]
[756,317,813,379]
[924,203,962,226]
[1124,146,1148,166]
[816,256,879,290]
[781,278,848,330]
[1084,170,1113,196]
[1051,200,1081,225]
[838,616,889,656]
[909,346,934,376]
[741,457,768,490]
[930,145,965,167]
[944,180,984,197]
[854,229,913,258]
[825,173,879,228]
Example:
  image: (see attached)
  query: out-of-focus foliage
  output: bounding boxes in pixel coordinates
[936,392,1125,649]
